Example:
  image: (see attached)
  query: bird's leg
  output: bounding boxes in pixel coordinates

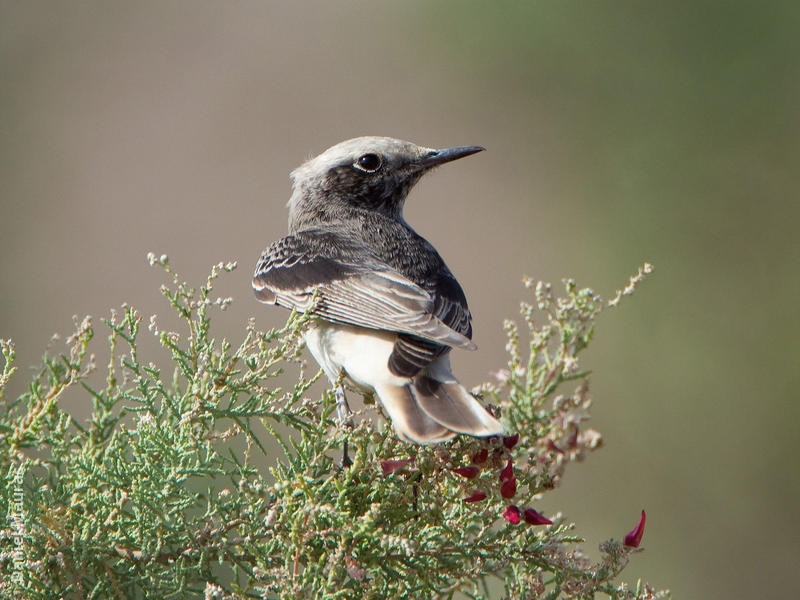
[335,384,354,468]
[335,385,354,428]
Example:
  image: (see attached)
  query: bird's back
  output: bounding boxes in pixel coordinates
[349,211,448,283]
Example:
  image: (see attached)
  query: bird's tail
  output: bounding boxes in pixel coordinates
[374,376,504,444]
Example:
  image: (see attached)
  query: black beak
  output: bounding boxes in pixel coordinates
[419,145,485,168]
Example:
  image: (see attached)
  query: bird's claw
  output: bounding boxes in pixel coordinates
[338,439,354,469]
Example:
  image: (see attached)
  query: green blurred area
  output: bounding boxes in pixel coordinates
[1,1,798,597]
[413,2,800,596]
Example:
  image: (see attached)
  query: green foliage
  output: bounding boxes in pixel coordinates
[0,256,666,599]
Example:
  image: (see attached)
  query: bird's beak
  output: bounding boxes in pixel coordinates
[418,145,485,169]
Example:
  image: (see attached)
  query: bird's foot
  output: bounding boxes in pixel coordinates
[339,439,354,469]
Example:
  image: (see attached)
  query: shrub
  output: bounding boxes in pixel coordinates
[0,255,666,599]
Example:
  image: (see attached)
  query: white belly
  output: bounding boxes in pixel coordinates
[302,322,411,390]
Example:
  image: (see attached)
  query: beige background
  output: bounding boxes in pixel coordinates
[2,2,799,598]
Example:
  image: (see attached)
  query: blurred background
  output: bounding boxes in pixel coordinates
[2,1,798,597]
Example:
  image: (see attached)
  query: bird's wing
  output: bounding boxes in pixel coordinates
[429,272,473,341]
[387,272,475,377]
[252,234,476,350]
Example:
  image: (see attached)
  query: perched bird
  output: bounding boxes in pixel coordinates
[252,137,504,444]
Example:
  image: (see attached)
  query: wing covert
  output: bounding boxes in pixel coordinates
[252,232,475,350]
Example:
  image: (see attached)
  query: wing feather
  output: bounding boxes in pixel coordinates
[252,234,475,350]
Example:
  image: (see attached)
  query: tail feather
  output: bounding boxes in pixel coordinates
[374,384,456,444]
[411,376,505,437]
[373,378,504,444]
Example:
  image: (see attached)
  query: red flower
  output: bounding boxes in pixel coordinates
[503,505,521,524]
[452,466,480,480]
[624,510,646,548]
[499,459,514,482]
[500,477,517,499]
[471,448,489,464]
[503,433,520,449]
[380,459,413,475]
[463,490,487,503]
[522,508,552,525]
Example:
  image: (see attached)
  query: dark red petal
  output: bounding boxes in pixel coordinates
[566,424,579,447]
[624,510,646,548]
[503,433,520,449]
[463,490,487,503]
[452,466,480,479]
[500,477,517,499]
[380,459,413,475]
[471,448,489,464]
[503,505,521,524]
[523,508,553,525]
[499,459,514,482]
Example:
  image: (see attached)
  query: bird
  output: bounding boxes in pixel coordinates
[252,136,504,446]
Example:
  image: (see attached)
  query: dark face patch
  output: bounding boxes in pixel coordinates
[324,163,422,215]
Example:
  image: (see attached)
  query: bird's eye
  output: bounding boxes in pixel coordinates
[354,153,382,172]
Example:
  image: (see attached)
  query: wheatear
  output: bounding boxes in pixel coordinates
[253,137,503,445]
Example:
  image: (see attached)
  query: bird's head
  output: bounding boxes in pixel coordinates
[287,136,484,231]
